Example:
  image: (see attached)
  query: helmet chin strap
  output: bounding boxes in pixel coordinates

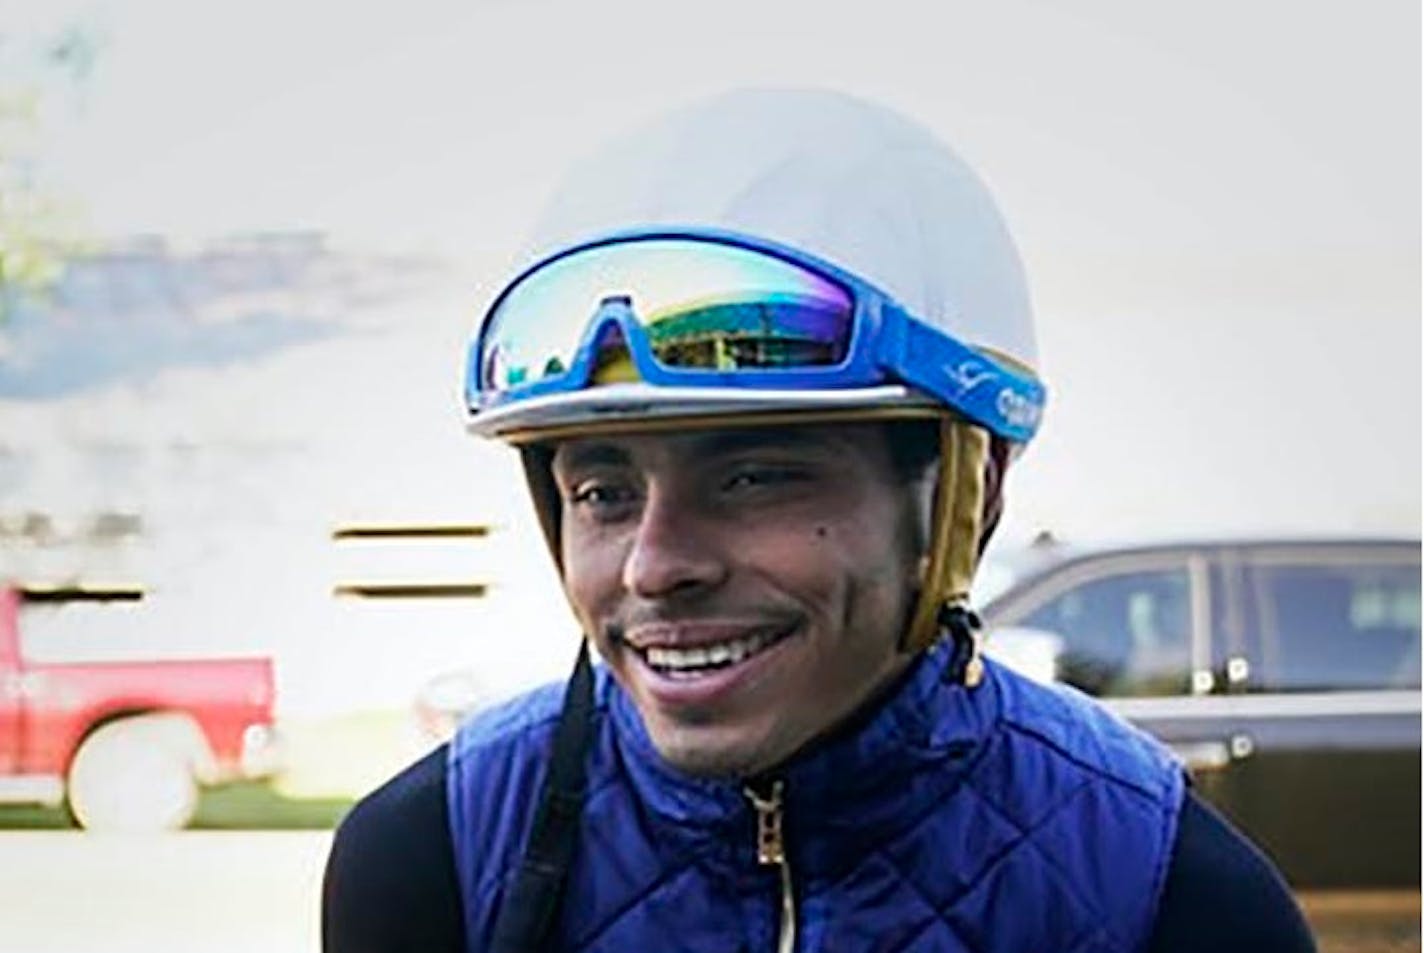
[902,416,988,685]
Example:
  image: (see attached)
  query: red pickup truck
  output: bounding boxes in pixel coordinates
[0,584,280,831]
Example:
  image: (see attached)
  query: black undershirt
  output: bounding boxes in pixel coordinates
[322,745,1317,953]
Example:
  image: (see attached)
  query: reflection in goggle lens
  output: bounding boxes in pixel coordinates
[480,239,855,391]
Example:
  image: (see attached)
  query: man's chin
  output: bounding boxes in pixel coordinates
[646,725,788,780]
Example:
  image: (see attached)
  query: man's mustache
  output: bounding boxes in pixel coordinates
[600,611,800,649]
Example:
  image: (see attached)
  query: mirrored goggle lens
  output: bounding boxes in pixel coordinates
[478,239,855,392]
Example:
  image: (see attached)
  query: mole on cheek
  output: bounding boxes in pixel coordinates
[815,526,828,538]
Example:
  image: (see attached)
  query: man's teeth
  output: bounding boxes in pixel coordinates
[643,629,782,673]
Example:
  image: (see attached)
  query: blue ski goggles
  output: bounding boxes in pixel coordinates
[465,229,1045,443]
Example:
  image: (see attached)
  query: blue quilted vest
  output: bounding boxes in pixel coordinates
[449,643,1185,952]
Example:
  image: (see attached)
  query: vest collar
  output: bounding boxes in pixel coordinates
[607,639,999,848]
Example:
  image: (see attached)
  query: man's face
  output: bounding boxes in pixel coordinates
[550,423,921,779]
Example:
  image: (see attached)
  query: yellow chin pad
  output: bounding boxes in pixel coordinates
[904,417,989,672]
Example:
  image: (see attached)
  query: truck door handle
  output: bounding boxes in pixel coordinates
[1169,735,1253,772]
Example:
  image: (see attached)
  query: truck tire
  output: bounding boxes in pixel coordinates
[66,715,201,833]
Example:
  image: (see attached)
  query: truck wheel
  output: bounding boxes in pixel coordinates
[66,715,200,833]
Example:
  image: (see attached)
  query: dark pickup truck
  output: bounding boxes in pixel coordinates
[979,537,1420,890]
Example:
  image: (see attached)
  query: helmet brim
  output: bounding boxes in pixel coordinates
[469,382,942,444]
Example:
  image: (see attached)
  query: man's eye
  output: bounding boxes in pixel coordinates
[722,466,806,492]
[569,482,635,510]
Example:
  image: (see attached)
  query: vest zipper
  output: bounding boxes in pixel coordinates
[744,780,796,953]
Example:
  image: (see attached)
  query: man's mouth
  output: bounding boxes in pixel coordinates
[629,624,797,680]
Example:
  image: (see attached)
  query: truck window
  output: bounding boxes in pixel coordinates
[1248,559,1421,692]
[1018,568,1193,698]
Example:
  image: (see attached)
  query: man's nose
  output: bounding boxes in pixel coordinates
[622,488,727,598]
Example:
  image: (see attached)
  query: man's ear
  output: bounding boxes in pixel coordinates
[978,436,1012,556]
[520,444,565,571]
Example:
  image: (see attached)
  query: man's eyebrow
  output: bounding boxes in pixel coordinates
[552,443,630,473]
[689,428,834,458]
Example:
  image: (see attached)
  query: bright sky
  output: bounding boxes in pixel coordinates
[13,0,1423,544]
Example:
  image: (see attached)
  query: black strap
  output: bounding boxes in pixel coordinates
[939,603,982,685]
[490,639,596,953]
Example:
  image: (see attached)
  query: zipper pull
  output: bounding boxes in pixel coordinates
[744,779,786,866]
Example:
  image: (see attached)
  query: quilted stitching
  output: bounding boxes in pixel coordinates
[866,772,1104,952]
[566,788,697,946]
[559,703,753,949]
[572,864,703,950]
[450,658,1182,953]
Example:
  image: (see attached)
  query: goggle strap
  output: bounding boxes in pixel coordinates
[905,417,987,667]
[884,314,1043,444]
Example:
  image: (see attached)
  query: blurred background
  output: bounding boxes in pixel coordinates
[0,1,1416,951]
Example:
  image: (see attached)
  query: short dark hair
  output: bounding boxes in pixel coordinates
[884,418,941,483]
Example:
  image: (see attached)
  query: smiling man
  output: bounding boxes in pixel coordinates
[322,90,1314,953]
[553,423,926,780]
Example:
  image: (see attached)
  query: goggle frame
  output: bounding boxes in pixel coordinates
[465,228,1045,443]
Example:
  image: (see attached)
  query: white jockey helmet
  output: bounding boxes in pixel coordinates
[464,87,1045,660]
